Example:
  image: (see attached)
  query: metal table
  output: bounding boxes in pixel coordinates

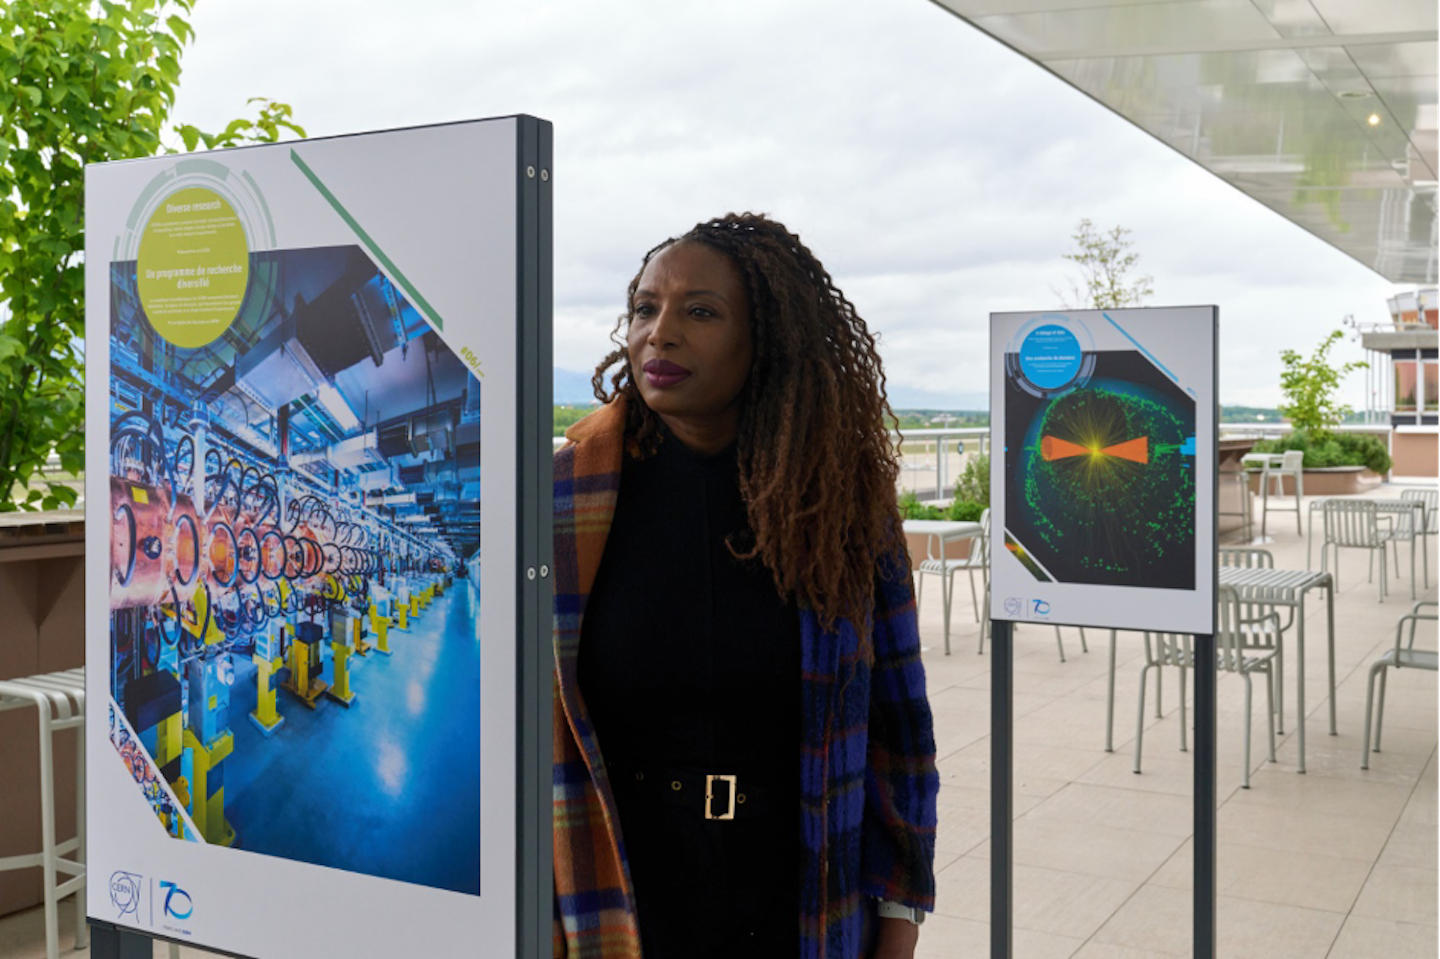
[1307,497,1428,594]
[903,519,983,655]
[1100,567,1336,774]
[1218,565,1336,773]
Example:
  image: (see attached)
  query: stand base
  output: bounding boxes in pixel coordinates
[248,711,285,736]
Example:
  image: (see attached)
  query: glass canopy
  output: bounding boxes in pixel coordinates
[932,0,1438,283]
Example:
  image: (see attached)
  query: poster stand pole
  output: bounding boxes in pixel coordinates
[989,618,1013,959]
[1194,639,1217,959]
[89,922,151,959]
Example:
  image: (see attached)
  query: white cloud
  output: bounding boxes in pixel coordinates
[173,0,1408,411]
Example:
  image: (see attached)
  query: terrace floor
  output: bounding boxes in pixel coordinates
[0,486,1435,958]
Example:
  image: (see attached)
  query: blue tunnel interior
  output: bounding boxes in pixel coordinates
[106,244,484,895]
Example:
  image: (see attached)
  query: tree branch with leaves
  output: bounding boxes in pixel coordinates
[1277,330,1365,438]
[1054,218,1154,311]
[0,0,304,510]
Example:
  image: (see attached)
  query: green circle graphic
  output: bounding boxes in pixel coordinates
[136,187,250,349]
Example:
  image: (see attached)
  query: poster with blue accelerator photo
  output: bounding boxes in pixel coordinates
[85,117,550,958]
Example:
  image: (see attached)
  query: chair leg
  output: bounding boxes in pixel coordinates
[1241,671,1253,789]
[1264,665,1277,763]
[942,569,953,656]
[1055,626,1067,663]
[1362,662,1382,769]
[1274,639,1285,735]
[1375,665,1389,752]
[968,567,980,623]
[1105,629,1117,753]
[1260,470,1269,537]
[978,591,988,655]
[1134,663,1151,774]
[35,704,58,959]
[1411,537,1418,600]
[73,721,87,950]
[1155,660,1164,719]
[1078,627,1089,654]
[1178,660,1188,753]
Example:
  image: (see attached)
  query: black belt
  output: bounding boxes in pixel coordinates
[606,761,780,822]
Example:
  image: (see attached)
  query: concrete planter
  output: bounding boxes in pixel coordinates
[904,530,974,569]
[1246,465,1382,496]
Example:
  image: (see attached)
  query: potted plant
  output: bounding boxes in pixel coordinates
[1248,331,1392,494]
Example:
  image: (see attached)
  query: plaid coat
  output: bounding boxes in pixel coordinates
[553,399,939,959]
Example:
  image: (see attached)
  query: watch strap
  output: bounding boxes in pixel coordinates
[875,899,925,925]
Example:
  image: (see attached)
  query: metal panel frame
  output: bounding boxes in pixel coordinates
[515,113,556,959]
[989,308,1219,959]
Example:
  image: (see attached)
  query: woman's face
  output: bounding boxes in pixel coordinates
[627,241,753,453]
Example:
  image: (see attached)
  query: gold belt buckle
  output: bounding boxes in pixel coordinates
[704,774,737,820]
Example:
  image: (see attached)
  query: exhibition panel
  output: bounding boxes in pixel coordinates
[84,116,551,958]
[989,307,1218,634]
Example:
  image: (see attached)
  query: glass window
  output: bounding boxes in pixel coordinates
[1395,361,1418,412]
[1424,362,1438,413]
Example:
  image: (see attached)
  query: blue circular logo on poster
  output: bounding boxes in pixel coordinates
[1019,325,1083,390]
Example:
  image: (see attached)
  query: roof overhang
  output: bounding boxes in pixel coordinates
[930,0,1438,284]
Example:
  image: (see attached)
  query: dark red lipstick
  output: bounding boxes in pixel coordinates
[642,358,691,388]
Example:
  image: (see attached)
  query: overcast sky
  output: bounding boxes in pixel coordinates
[169,0,1405,411]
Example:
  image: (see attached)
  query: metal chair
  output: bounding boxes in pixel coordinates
[1218,470,1254,541]
[1259,449,1304,536]
[0,669,87,959]
[1219,547,1289,731]
[1133,587,1278,789]
[1320,500,1410,602]
[916,509,990,655]
[1361,601,1438,769]
[1398,488,1437,588]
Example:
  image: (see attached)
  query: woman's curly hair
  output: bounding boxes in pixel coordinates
[592,212,905,634]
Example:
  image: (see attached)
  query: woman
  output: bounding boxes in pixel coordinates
[553,213,938,959]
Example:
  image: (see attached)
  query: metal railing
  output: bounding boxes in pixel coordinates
[890,427,989,501]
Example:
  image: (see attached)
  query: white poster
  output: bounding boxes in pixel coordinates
[85,119,528,957]
[989,307,1216,635]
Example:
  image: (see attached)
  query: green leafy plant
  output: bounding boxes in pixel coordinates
[1252,430,1392,474]
[898,490,945,521]
[0,0,305,510]
[1056,218,1154,310]
[945,452,989,521]
[1276,330,1365,438]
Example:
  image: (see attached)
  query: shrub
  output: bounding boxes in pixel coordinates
[953,452,990,508]
[1252,430,1391,474]
[947,499,985,522]
[898,490,944,521]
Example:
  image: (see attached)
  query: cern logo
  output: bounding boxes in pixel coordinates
[109,871,142,919]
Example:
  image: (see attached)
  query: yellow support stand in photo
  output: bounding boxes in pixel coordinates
[249,650,285,736]
[327,640,357,707]
[371,603,392,656]
[182,727,236,847]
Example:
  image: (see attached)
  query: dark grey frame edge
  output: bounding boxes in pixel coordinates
[515,114,555,959]
[989,620,1014,959]
[1192,306,1220,959]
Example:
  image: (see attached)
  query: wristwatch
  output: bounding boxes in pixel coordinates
[875,900,925,925]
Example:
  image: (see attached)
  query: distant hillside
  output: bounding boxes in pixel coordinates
[555,368,600,405]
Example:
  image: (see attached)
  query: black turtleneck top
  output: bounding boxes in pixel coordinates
[577,430,802,957]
